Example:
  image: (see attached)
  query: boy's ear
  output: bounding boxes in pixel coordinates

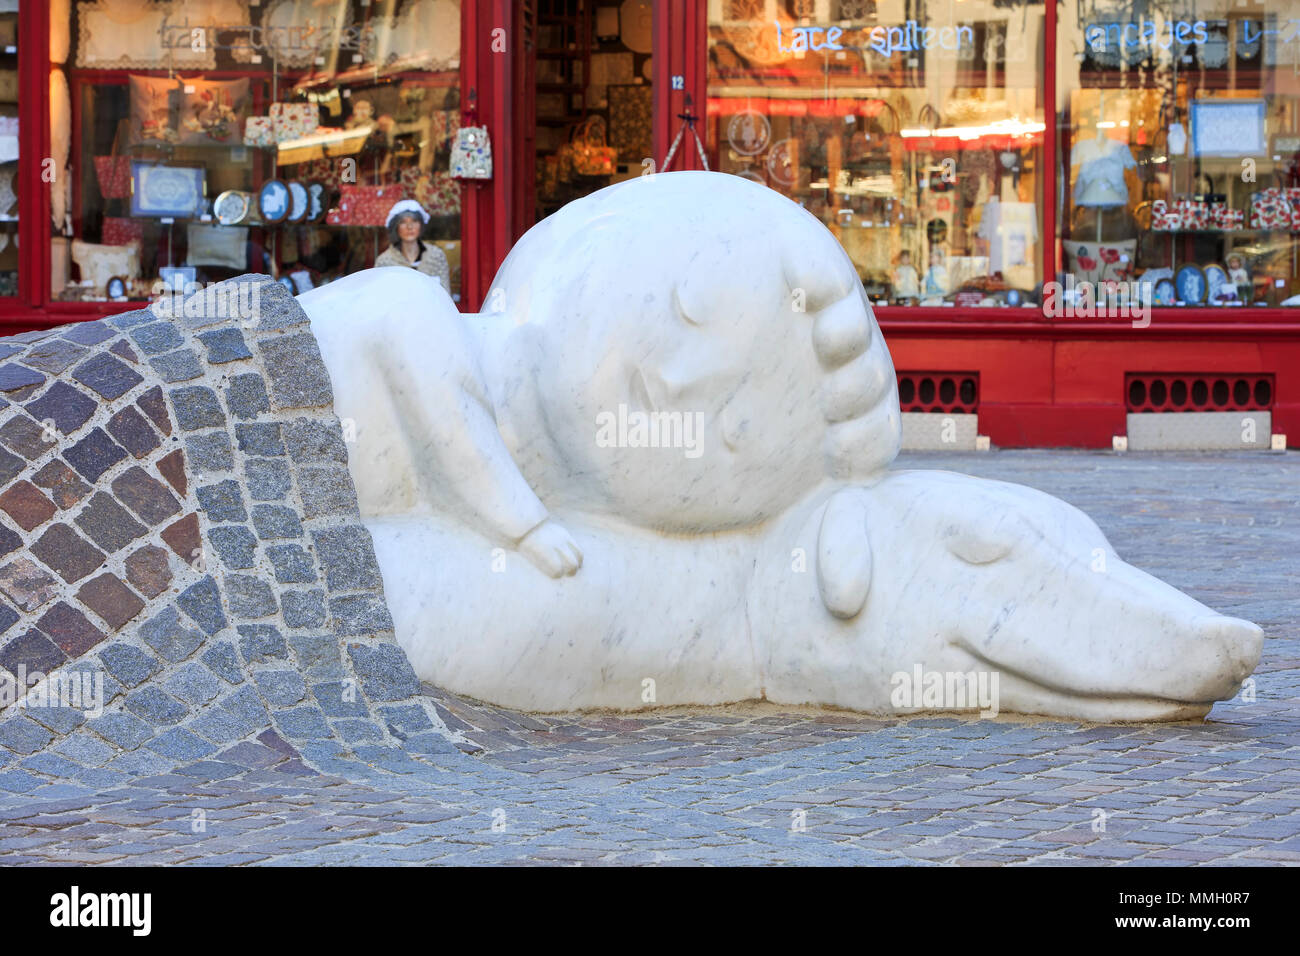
[816,488,871,620]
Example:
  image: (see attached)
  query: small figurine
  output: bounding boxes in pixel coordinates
[1228,253,1250,299]
[924,246,950,297]
[892,250,919,301]
[345,99,375,130]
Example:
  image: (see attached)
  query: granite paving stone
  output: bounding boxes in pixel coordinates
[62,429,128,483]
[71,353,144,401]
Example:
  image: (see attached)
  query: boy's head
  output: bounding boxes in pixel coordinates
[485,172,901,530]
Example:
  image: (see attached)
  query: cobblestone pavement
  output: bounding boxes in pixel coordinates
[1,451,1296,866]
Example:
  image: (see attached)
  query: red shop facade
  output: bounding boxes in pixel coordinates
[3,1,1299,448]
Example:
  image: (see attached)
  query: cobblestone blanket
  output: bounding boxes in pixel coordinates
[0,275,456,791]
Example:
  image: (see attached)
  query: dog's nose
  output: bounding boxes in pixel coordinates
[1196,615,1264,683]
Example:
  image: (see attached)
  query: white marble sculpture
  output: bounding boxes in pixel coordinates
[298,172,1262,722]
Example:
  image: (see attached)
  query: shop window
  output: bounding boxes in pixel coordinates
[1059,1,1300,309]
[57,0,463,305]
[531,0,654,225]
[706,0,1046,309]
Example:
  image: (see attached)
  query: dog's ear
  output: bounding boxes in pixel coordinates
[816,488,871,619]
[942,510,1031,566]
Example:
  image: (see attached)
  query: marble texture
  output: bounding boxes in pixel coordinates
[298,171,1262,721]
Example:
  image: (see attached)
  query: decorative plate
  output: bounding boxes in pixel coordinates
[258,179,291,225]
[1203,262,1232,304]
[727,110,771,156]
[287,180,309,223]
[1153,278,1176,307]
[619,0,653,54]
[766,138,796,186]
[307,181,325,222]
[214,189,252,226]
[1174,264,1207,305]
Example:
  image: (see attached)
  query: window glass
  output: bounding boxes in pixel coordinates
[532,0,655,226]
[1059,1,1300,308]
[59,0,463,304]
[707,0,1046,309]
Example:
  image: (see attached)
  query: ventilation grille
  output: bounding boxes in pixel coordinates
[896,372,979,414]
[1126,373,1274,413]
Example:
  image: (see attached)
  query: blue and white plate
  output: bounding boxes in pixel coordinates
[258,179,290,224]
[1203,263,1231,305]
[1174,264,1206,305]
[287,180,308,223]
[1153,277,1176,307]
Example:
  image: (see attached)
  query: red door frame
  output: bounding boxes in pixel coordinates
[460,0,515,312]
[8,0,50,326]
[654,0,706,171]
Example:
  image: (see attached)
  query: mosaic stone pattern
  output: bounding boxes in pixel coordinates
[0,275,455,788]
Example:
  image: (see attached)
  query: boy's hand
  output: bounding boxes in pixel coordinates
[519,519,583,578]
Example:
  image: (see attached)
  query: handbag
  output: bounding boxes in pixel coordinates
[450,125,492,180]
[271,102,319,143]
[325,184,408,226]
[244,116,275,147]
[567,116,617,177]
[421,172,461,216]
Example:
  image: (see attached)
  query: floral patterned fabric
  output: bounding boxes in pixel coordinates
[94,156,132,199]
[325,184,408,226]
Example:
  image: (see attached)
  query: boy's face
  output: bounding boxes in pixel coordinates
[496,174,899,530]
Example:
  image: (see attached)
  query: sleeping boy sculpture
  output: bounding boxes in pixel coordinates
[298,172,1262,722]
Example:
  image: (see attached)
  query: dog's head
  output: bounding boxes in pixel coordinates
[755,471,1263,721]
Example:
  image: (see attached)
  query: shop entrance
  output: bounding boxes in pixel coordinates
[520,0,655,228]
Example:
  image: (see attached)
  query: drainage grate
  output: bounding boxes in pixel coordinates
[897,372,979,414]
[1125,373,1274,413]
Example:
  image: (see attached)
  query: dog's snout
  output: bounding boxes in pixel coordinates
[1196,615,1264,683]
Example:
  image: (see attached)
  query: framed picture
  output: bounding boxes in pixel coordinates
[1153,278,1176,307]
[130,162,205,218]
[1174,264,1207,305]
[106,276,127,299]
[1191,99,1266,157]
[608,84,653,163]
[1203,262,1235,305]
[258,179,291,224]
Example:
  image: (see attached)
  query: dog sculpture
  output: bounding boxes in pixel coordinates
[297,172,1262,721]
